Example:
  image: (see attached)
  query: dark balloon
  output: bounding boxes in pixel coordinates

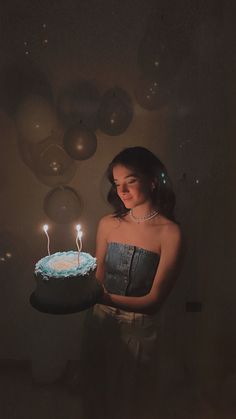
[35,143,72,176]
[35,163,77,187]
[15,95,57,144]
[63,124,97,160]
[137,36,174,81]
[57,81,100,130]
[138,8,192,80]
[17,133,78,186]
[135,77,171,110]
[98,87,133,136]
[44,186,82,224]
[0,230,31,276]
[0,61,53,116]
[0,242,14,269]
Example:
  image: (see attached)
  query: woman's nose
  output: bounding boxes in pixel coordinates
[120,184,128,192]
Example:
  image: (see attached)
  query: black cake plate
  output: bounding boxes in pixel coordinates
[30,288,103,315]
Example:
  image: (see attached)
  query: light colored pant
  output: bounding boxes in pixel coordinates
[93,303,160,364]
[80,304,162,419]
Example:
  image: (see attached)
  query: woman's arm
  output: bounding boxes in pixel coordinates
[95,214,118,284]
[98,224,184,314]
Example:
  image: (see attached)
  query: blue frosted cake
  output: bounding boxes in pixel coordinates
[33,251,101,312]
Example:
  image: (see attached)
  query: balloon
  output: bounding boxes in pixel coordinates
[15,95,57,144]
[135,77,172,110]
[35,163,77,187]
[0,230,30,276]
[138,9,192,80]
[0,243,13,268]
[98,87,133,136]
[137,35,174,81]
[57,81,100,130]
[43,186,82,224]
[17,132,78,186]
[63,124,97,160]
[34,143,73,176]
[0,61,53,116]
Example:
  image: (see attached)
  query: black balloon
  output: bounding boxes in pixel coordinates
[98,87,133,136]
[135,77,171,111]
[15,95,57,144]
[17,132,77,185]
[0,234,14,271]
[34,142,72,176]
[0,61,53,116]
[138,9,192,80]
[63,124,97,160]
[137,35,174,81]
[0,230,31,276]
[44,186,82,224]
[35,163,77,188]
[57,81,100,130]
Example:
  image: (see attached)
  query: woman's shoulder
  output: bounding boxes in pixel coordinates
[157,216,183,257]
[157,215,182,240]
[98,213,120,230]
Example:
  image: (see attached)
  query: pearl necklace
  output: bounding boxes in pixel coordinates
[129,209,159,223]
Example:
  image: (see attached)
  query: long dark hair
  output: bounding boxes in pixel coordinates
[106,146,177,222]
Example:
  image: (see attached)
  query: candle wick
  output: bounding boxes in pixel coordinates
[76,234,80,264]
[76,227,83,265]
[45,231,50,256]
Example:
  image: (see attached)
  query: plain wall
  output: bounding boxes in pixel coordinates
[0,0,234,391]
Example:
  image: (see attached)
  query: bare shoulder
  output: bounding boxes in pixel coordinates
[159,217,182,250]
[97,213,120,236]
[99,213,120,227]
[162,220,181,238]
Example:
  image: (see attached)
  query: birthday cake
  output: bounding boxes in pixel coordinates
[32,251,102,313]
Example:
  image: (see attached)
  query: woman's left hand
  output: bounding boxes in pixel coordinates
[97,285,111,304]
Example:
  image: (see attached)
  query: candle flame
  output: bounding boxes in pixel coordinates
[43,224,49,232]
[76,224,81,232]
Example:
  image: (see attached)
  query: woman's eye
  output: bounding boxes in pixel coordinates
[114,179,137,188]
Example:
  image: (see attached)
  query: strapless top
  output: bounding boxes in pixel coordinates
[104,242,160,297]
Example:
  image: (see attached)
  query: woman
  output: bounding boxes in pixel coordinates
[81,146,183,419]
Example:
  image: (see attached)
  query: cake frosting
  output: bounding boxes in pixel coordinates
[32,251,102,313]
[35,251,96,279]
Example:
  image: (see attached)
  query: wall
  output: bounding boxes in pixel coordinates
[0,0,234,392]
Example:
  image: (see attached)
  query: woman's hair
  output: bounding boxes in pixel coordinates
[105,146,177,222]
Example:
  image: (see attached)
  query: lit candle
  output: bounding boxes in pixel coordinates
[43,224,50,256]
[76,224,83,264]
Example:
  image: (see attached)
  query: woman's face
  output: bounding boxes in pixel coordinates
[112,164,152,209]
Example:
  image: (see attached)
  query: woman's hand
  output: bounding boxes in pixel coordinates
[97,284,112,305]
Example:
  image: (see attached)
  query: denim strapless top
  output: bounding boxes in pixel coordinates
[104,242,160,297]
